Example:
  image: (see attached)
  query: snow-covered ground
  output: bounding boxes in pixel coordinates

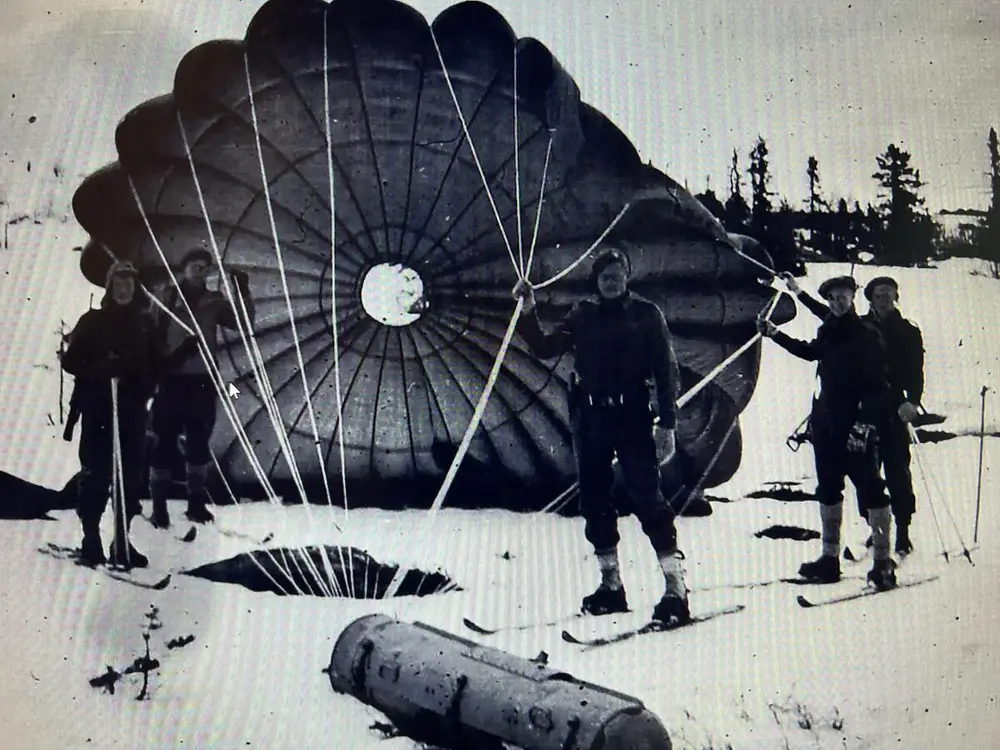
[1,255,998,749]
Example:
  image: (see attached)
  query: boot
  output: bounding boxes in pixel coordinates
[895,520,913,555]
[185,462,215,524]
[804,502,844,582]
[185,496,215,524]
[582,549,629,615]
[79,525,106,567]
[867,558,897,591]
[581,584,629,616]
[652,550,690,625]
[108,514,148,570]
[149,467,172,530]
[798,554,841,583]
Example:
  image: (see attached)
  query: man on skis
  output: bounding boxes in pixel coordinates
[148,248,254,528]
[61,261,157,569]
[781,273,924,554]
[512,247,691,625]
[758,275,897,590]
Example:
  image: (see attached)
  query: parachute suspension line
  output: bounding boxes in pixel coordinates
[323,13,350,521]
[540,291,785,511]
[512,42,525,276]
[97,244,307,598]
[245,55,345,598]
[232,285,338,597]
[231,288,338,597]
[523,134,554,281]
[540,480,577,514]
[244,54,334,512]
[176,111,333,598]
[174,113,279,424]
[323,15,357,599]
[534,202,633,290]
[676,290,784,409]
[722,238,778,278]
[167,121,289,495]
[428,26,520,278]
[383,295,527,599]
[127,181,310,595]
[207,451,297,595]
[671,413,739,517]
[146,293,313,598]
[428,296,525,515]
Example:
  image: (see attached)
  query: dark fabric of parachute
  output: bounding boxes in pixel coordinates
[72,0,795,511]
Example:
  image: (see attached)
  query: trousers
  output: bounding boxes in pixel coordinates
[572,404,677,554]
[149,375,218,468]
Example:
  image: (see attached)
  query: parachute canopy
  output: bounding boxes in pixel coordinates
[73,0,794,510]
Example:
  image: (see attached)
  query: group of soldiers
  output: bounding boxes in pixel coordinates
[60,249,254,569]
[761,272,924,591]
[60,242,923,627]
[512,248,924,626]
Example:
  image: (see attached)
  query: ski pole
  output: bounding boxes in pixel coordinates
[910,423,974,565]
[974,385,988,544]
[908,423,951,563]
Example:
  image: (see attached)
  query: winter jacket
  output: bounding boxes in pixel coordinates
[770,311,890,435]
[796,291,924,409]
[863,309,924,409]
[517,291,681,428]
[61,298,157,416]
[151,280,255,378]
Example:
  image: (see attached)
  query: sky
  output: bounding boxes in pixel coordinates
[0,0,997,242]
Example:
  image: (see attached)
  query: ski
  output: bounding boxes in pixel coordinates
[780,573,867,586]
[561,603,746,649]
[463,611,597,635]
[39,542,173,591]
[796,574,939,608]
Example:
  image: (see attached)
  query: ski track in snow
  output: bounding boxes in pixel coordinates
[1,251,999,748]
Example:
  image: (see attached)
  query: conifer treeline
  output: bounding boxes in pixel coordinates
[692,129,1000,277]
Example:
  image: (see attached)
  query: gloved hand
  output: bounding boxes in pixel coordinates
[756,316,777,337]
[780,271,802,295]
[846,422,876,453]
[512,278,536,312]
[897,401,919,423]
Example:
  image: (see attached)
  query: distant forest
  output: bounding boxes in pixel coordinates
[688,127,1000,279]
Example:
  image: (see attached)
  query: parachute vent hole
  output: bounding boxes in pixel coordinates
[183,545,461,598]
[361,263,427,327]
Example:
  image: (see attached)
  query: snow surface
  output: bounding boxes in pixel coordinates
[1,254,999,749]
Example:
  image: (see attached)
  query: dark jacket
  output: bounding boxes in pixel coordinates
[771,311,890,436]
[863,309,924,408]
[517,291,681,428]
[796,291,924,409]
[61,298,157,415]
[151,278,254,378]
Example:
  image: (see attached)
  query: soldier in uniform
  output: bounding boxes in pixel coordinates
[782,273,924,553]
[512,247,691,625]
[759,275,897,590]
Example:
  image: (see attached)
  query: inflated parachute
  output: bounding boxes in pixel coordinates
[72,0,795,511]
